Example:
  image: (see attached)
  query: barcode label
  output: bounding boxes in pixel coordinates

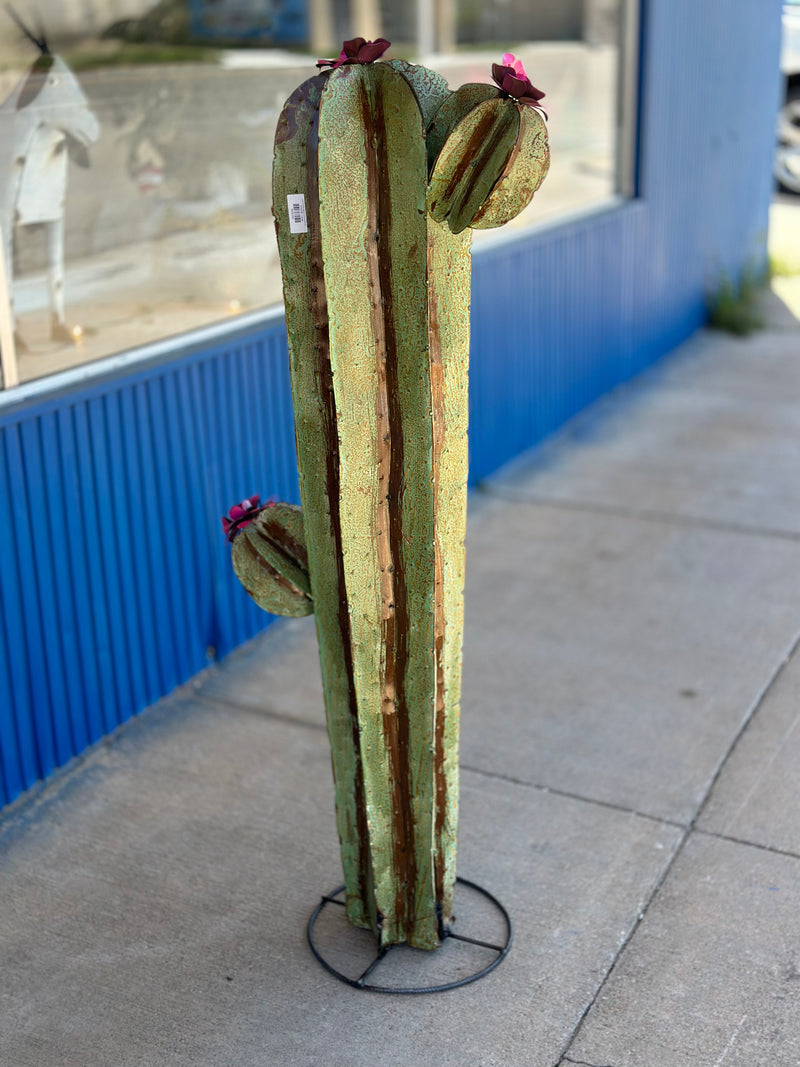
[287,194,308,234]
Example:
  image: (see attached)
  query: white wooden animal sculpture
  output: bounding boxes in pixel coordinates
[0,12,100,352]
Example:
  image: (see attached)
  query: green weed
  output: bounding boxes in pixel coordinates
[707,265,768,336]
[768,253,800,278]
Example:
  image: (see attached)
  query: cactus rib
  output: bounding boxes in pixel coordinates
[318,63,439,947]
[273,72,374,931]
[385,59,450,130]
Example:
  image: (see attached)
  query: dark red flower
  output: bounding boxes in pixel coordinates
[491,53,547,113]
[316,37,391,70]
[221,495,274,542]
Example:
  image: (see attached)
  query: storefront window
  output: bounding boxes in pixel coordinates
[0,0,635,388]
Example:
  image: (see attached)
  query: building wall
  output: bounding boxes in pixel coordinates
[382,0,586,48]
[0,0,784,809]
[466,0,783,481]
[456,1,584,46]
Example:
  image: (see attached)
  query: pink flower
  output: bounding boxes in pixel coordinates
[316,37,391,70]
[502,53,527,78]
[491,53,547,113]
[221,495,274,542]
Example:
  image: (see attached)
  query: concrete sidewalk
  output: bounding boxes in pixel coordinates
[2,282,800,1066]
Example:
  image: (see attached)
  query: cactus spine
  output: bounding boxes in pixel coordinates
[237,52,548,950]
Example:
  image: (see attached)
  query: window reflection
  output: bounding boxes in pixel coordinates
[0,0,626,387]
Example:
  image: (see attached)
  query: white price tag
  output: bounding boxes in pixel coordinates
[287,194,308,234]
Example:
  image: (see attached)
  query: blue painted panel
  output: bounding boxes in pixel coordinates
[0,317,301,808]
[0,0,784,810]
[5,421,56,784]
[470,205,637,482]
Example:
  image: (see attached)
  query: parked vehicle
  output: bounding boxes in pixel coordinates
[776,0,800,193]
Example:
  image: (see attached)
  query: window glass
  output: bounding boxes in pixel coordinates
[0,0,630,388]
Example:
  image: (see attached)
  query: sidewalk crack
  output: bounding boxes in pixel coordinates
[562,1057,618,1067]
[460,762,685,828]
[694,827,800,863]
[559,627,800,1064]
[479,486,800,544]
[691,627,800,832]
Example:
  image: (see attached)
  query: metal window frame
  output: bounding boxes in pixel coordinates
[0,226,18,390]
[616,0,643,199]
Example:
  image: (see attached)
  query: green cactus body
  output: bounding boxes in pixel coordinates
[247,56,549,950]
[384,59,450,129]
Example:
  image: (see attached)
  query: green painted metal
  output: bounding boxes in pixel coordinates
[234,54,549,949]
[231,503,312,618]
[425,82,500,174]
[317,63,434,947]
[272,71,375,932]
[384,59,450,128]
[428,98,520,233]
[472,106,550,229]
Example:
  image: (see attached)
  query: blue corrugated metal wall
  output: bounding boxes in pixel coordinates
[470,0,783,482]
[0,0,784,809]
[0,322,300,807]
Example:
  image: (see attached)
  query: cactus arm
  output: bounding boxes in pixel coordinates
[427,97,520,233]
[232,546,311,617]
[273,73,375,930]
[471,106,550,229]
[240,504,311,596]
[425,82,501,174]
[231,503,313,617]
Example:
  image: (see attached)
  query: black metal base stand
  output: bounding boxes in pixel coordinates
[307,876,512,994]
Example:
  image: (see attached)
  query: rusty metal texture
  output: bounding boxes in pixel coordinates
[231,503,313,617]
[273,70,376,933]
[425,82,501,174]
[427,97,521,234]
[384,59,450,129]
[472,106,550,229]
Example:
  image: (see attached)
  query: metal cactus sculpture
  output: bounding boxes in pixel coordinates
[225,45,549,950]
